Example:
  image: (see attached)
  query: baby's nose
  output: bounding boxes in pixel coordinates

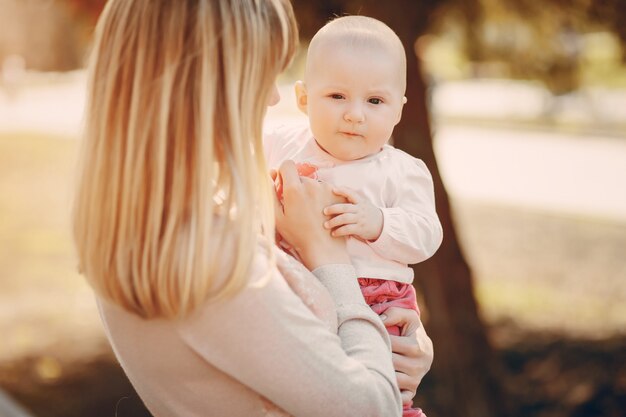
[344,104,365,123]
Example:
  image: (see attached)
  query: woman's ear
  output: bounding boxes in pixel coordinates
[294,81,308,114]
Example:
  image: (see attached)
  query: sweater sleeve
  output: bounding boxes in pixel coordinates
[368,156,443,265]
[177,256,402,417]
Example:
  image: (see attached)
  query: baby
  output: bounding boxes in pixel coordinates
[265,16,443,417]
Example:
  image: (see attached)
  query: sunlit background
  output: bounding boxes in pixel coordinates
[1,1,625,416]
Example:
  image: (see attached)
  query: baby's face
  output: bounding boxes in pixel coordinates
[302,43,405,161]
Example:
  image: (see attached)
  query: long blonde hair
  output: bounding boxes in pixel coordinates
[73,0,298,319]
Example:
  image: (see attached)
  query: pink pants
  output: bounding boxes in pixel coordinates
[358,278,427,417]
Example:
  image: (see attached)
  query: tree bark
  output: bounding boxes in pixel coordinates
[394,32,506,417]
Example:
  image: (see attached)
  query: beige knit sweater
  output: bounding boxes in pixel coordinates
[97,246,402,417]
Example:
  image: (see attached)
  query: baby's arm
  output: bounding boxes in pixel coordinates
[324,158,443,265]
[370,157,442,264]
[370,153,443,264]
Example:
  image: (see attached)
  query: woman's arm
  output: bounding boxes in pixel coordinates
[178,246,401,417]
[179,161,402,417]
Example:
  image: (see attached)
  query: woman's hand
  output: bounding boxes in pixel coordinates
[273,160,350,270]
[382,307,434,406]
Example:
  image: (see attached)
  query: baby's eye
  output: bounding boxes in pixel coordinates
[330,93,345,100]
[368,98,383,105]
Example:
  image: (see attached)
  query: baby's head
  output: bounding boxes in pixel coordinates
[296,16,407,161]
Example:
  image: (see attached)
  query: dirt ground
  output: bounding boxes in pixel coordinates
[1,323,625,417]
[1,133,625,416]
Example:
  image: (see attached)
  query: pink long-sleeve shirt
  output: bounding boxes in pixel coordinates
[264,124,443,284]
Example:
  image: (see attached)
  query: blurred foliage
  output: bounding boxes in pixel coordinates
[0,0,81,71]
[292,0,626,93]
[0,0,105,71]
[2,0,625,92]
[434,0,626,91]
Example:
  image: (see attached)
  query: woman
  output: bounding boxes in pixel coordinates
[73,1,432,416]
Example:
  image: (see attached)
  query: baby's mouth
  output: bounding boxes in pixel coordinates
[339,131,363,138]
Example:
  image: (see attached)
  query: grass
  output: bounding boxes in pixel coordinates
[0,133,79,291]
[454,200,626,338]
[0,133,101,363]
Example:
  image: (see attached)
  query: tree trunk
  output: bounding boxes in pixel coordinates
[0,1,82,71]
[393,28,507,417]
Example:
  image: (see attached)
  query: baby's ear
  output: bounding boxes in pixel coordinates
[395,96,407,124]
[294,81,308,115]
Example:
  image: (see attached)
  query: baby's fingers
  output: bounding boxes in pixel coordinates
[400,389,415,407]
[323,203,355,216]
[324,213,356,230]
[332,186,361,204]
[331,224,360,237]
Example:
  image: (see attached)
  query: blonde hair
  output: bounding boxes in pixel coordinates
[73,0,298,319]
[306,15,406,91]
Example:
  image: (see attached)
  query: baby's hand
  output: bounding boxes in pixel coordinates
[323,186,383,241]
